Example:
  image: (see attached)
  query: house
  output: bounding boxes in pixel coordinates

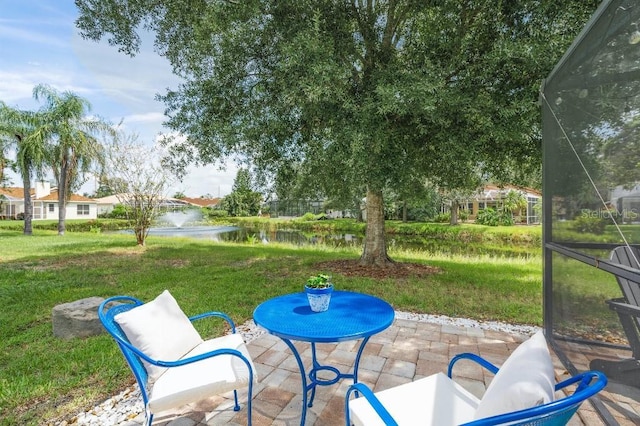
[462,184,542,224]
[609,184,640,223]
[95,194,125,217]
[0,181,98,220]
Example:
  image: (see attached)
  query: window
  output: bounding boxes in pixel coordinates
[48,203,55,212]
[77,204,90,216]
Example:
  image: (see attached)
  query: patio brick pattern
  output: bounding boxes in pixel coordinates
[122,318,637,426]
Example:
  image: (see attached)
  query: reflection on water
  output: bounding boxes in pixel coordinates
[131,225,532,258]
[145,225,239,238]
[216,228,362,248]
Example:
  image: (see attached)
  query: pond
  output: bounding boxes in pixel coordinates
[135,225,535,258]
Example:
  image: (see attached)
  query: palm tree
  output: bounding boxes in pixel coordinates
[0,102,48,235]
[0,130,12,186]
[31,84,110,235]
[501,189,528,223]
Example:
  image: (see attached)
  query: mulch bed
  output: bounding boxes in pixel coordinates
[315,259,441,280]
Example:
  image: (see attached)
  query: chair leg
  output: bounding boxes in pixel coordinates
[247,392,253,426]
[144,409,154,426]
[233,389,241,411]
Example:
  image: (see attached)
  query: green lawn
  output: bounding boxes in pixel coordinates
[0,227,542,424]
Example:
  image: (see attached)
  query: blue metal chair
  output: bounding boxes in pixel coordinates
[345,352,607,425]
[99,295,256,425]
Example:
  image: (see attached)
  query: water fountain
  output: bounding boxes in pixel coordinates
[157,209,203,228]
[145,209,239,239]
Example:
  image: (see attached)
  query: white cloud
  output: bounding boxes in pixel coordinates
[0,20,68,49]
[70,31,181,113]
[1,1,237,199]
[173,163,239,198]
[124,112,167,124]
[0,68,96,106]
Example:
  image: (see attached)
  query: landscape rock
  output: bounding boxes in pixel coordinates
[52,297,106,339]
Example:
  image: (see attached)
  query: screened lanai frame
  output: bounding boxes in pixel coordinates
[542,0,640,423]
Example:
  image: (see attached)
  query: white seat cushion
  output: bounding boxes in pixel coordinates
[148,333,257,413]
[114,290,204,382]
[349,372,479,426]
[474,331,555,420]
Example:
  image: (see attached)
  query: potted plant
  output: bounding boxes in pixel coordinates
[304,273,334,312]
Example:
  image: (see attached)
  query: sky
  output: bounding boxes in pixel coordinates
[0,0,237,198]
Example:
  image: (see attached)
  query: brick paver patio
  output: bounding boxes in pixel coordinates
[126,318,638,425]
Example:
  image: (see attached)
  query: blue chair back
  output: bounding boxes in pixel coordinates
[346,361,607,426]
[462,370,607,425]
[98,296,151,407]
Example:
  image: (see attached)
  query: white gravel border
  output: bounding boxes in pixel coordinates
[394,310,541,336]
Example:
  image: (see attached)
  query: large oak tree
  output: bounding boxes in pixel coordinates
[76,0,598,265]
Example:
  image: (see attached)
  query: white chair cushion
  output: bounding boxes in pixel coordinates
[148,333,257,413]
[349,372,480,426]
[114,290,204,383]
[474,330,555,420]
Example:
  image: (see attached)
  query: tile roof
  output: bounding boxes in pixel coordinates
[179,197,221,207]
[0,187,27,199]
[0,186,95,202]
[482,184,542,197]
[37,190,96,202]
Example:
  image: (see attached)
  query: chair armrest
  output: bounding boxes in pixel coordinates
[345,383,399,426]
[555,370,607,394]
[606,299,640,317]
[153,347,253,370]
[117,340,248,368]
[448,353,499,378]
[189,311,237,333]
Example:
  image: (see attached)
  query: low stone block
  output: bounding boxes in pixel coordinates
[52,297,105,339]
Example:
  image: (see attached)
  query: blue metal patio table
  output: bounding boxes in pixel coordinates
[253,290,395,425]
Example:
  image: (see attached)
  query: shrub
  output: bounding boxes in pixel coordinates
[571,213,607,235]
[205,208,229,218]
[433,212,450,223]
[109,204,130,219]
[299,212,318,221]
[476,208,514,226]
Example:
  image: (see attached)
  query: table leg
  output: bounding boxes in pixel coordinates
[352,336,369,387]
[280,338,310,426]
[280,336,372,425]
[309,343,319,406]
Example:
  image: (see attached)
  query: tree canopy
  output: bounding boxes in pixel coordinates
[76,0,599,264]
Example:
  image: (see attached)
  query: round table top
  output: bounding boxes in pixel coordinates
[253,291,395,343]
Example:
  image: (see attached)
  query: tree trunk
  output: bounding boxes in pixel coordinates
[353,197,364,222]
[21,171,33,236]
[57,158,68,236]
[402,200,407,222]
[359,188,393,266]
[135,226,146,246]
[450,200,459,225]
